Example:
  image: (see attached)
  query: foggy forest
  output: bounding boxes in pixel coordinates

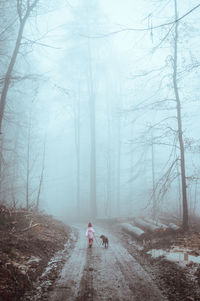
[1,1,200,300]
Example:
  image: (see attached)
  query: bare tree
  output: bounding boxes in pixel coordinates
[173,0,188,231]
[36,137,46,212]
[0,0,39,132]
[151,132,157,219]
[26,111,31,210]
[105,98,111,217]
[87,44,97,219]
[116,110,121,216]
[74,90,81,219]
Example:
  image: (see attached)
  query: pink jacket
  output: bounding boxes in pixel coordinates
[86,227,95,239]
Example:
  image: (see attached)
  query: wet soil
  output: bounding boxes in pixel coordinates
[0,208,72,301]
[113,224,200,301]
[2,214,200,301]
[46,225,167,301]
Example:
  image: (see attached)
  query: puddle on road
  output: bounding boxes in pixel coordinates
[148,248,200,265]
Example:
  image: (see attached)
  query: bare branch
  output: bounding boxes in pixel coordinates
[22,38,61,49]
[80,3,200,38]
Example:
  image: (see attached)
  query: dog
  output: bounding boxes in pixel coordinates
[100,235,109,248]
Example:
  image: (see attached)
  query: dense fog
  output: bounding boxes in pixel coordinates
[0,0,200,227]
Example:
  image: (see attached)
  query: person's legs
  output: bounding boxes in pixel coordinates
[89,238,93,247]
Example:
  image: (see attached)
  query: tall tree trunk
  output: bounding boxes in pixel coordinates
[89,98,96,219]
[87,41,97,219]
[0,20,25,132]
[176,160,182,219]
[173,0,188,231]
[11,126,20,208]
[0,136,3,195]
[151,132,156,219]
[74,87,81,219]
[106,102,111,217]
[26,114,31,210]
[129,124,134,216]
[89,93,96,219]
[116,111,121,216]
[36,138,46,212]
[0,0,39,133]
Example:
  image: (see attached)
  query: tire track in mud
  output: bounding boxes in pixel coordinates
[113,248,166,301]
[75,248,95,301]
[92,227,168,301]
[49,226,88,301]
[49,225,167,301]
[91,241,133,301]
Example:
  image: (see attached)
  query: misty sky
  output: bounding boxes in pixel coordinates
[12,0,200,220]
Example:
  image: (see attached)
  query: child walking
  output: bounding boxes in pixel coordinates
[86,222,95,248]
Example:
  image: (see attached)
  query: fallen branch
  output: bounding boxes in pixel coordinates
[19,223,40,232]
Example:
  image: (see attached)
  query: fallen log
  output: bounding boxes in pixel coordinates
[144,217,168,229]
[121,223,145,239]
[134,218,159,232]
[168,223,180,231]
[159,215,181,224]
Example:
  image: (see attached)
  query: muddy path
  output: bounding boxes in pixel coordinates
[48,224,167,301]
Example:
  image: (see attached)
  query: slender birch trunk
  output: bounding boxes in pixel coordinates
[173,0,188,231]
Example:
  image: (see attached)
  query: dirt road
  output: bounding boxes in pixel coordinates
[48,224,167,301]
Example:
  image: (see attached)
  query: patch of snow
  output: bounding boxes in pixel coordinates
[27,256,41,264]
[148,248,200,265]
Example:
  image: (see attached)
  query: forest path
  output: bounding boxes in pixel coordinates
[49,224,167,301]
